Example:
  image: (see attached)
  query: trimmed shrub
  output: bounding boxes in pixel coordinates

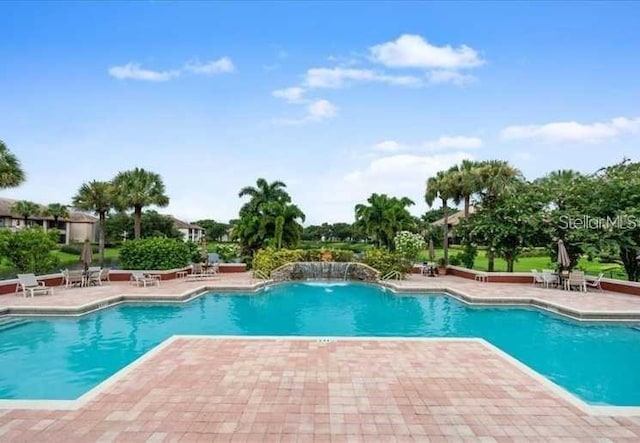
[0,227,60,274]
[253,248,358,275]
[119,237,191,270]
[362,249,411,277]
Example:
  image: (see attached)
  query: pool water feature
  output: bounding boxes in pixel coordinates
[0,282,638,405]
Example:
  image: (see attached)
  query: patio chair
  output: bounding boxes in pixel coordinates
[17,274,54,297]
[205,262,220,276]
[531,270,545,287]
[565,271,587,292]
[541,269,559,288]
[85,268,102,286]
[99,267,111,284]
[130,271,161,287]
[62,269,85,288]
[586,273,604,291]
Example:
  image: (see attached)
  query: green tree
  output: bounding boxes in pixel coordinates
[72,181,113,265]
[10,200,40,225]
[354,193,415,249]
[112,168,170,240]
[105,211,182,243]
[425,170,459,265]
[475,160,522,271]
[193,219,230,242]
[448,159,482,217]
[589,160,640,281]
[43,203,70,227]
[234,178,305,255]
[0,227,59,274]
[0,140,26,189]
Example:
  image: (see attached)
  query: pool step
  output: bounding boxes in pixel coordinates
[0,317,31,332]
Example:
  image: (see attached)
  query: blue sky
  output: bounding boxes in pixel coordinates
[1,1,639,224]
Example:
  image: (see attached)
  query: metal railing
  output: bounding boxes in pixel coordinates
[253,270,270,281]
[380,270,402,281]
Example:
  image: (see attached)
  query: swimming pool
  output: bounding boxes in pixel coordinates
[0,282,638,405]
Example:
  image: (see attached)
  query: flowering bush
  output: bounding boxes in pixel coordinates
[394,231,425,262]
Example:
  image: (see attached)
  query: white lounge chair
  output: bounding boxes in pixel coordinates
[130,271,161,287]
[564,271,587,292]
[541,269,559,288]
[99,267,111,284]
[17,274,54,297]
[586,273,604,291]
[531,270,545,287]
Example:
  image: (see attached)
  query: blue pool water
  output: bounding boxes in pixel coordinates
[0,282,639,405]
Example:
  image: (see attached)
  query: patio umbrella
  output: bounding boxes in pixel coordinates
[557,239,571,270]
[428,238,435,262]
[80,239,93,271]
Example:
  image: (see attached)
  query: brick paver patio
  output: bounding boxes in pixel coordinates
[0,337,638,442]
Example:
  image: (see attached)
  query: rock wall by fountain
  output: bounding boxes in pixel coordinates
[270,262,380,282]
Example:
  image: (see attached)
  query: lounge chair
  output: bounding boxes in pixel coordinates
[130,271,161,287]
[531,270,545,287]
[541,269,559,288]
[85,268,102,286]
[17,274,54,297]
[62,269,85,288]
[586,273,604,292]
[186,263,218,281]
[564,271,587,292]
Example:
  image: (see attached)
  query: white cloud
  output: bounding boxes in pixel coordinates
[500,117,640,143]
[304,67,421,89]
[424,135,483,150]
[272,86,306,103]
[369,135,482,154]
[108,63,179,81]
[274,99,338,125]
[184,57,235,75]
[373,140,402,152]
[426,70,475,86]
[370,34,485,69]
[307,99,338,121]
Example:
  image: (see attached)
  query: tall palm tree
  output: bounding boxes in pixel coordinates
[354,194,415,249]
[0,140,25,189]
[73,181,114,265]
[43,203,70,228]
[448,159,482,217]
[475,160,522,271]
[10,200,40,226]
[425,170,459,265]
[235,178,305,253]
[112,168,169,239]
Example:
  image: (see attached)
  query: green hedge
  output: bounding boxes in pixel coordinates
[361,249,412,277]
[119,237,191,270]
[253,248,356,275]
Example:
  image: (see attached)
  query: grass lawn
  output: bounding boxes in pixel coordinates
[418,246,626,279]
[53,247,120,268]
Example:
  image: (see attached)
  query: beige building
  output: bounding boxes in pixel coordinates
[168,216,205,243]
[0,198,97,244]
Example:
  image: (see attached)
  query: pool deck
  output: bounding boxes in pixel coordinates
[1,337,639,442]
[1,274,640,441]
[2,273,640,321]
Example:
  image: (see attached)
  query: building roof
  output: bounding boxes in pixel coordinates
[166,215,204,231]
[0,198,97,223]
[431,206,475,227]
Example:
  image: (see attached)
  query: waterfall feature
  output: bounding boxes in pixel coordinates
[270,262,379,282]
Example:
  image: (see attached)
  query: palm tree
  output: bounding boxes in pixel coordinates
[235,178,305,254]
[0,140,25,189]
[73,181,114,265]
[448,160,482,217]
[475,160,522,271]
[354,194,415,249]
[425,170,459,265]
[112,168,170,239]
[10,200,40,226]
[43,203,70,228]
